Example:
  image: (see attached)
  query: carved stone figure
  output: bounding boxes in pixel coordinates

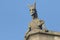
[26,1,48,34]
[24,1,60,40]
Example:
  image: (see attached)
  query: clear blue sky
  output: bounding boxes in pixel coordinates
[0,0,60,40]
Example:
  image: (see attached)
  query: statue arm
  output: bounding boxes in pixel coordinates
[28,25,31,32]
[42,24,46,30]
[40,20,44,25]
[26,25,31,35]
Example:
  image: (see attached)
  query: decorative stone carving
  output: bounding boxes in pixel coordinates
[24,0,60,40]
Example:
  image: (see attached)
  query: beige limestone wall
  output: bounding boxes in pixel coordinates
[54,36,60,40]
[25,29,60,40]
[28,34,60,40]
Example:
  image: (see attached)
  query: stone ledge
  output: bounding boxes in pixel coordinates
[25,29,60,40]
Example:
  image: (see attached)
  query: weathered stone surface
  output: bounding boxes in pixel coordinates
[25,29,60,40]
[28,34,53,40]
[54,36,60,40]
[28,34,60,40]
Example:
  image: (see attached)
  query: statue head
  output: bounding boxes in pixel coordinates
[28,0,38,19]
[28,1,36,16]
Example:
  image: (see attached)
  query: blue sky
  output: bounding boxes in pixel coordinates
[0,0,60,40]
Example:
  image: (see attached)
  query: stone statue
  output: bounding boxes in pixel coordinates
[26,1,48,35]
[24,1,49,40]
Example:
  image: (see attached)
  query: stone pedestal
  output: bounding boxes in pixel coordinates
[25,29,60,40]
